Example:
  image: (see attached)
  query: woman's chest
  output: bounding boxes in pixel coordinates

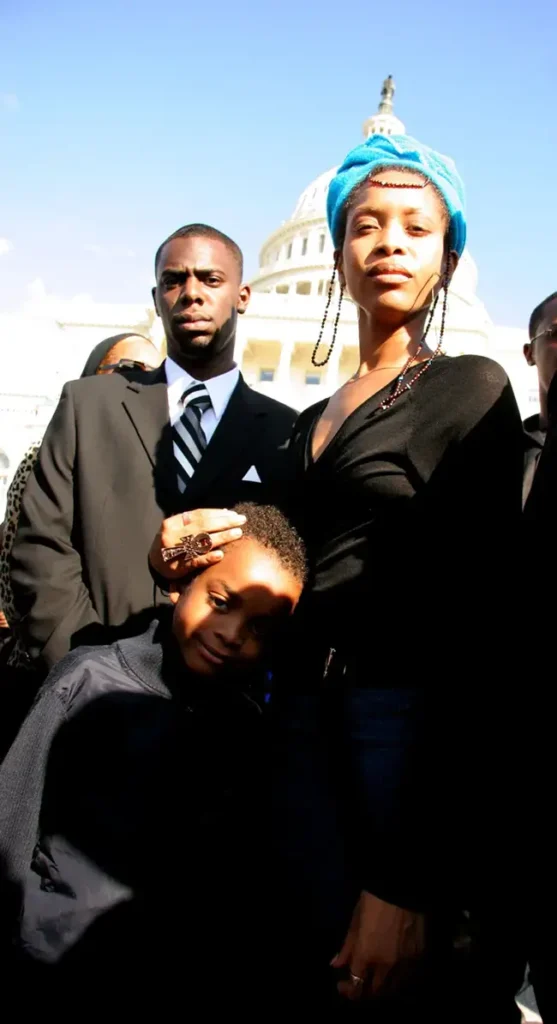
[301,404,415,501]
[310,378,397,462]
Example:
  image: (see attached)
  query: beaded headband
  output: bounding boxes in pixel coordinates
[368,180,427,190]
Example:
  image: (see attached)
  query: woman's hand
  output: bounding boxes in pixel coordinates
[332,890,426,1001]
[149,509,247,580]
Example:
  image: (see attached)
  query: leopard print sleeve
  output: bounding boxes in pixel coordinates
[0,442,41,627]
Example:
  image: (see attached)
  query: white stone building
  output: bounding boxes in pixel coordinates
[0,78,538,516]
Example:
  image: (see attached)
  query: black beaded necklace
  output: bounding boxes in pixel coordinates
[380,289,444,410]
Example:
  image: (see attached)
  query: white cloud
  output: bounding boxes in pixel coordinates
[84,243,103,255]
[0,237,14,256]
[24,277,95,316]
[1,93,19,111]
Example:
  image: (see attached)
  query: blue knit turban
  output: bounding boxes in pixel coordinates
[327,134,466,256]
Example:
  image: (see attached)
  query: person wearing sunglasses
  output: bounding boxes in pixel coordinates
[0,334,163,750]
[1,336,162,631]
[81,333,161,377]
[522,291,557,503]
[520,293,557,1024]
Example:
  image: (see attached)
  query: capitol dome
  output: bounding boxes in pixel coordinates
[252,165,338,302]
[290,167,337,223]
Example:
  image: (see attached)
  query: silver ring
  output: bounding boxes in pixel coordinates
[350,973,364,986]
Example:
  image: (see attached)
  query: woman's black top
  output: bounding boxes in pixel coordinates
[287,355,524,678]
[277,355,525,909]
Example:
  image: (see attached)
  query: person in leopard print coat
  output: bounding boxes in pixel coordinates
[0,333,161,670]
[0,441,41,659]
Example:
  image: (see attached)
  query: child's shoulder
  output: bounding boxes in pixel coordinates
[42,641,140,717]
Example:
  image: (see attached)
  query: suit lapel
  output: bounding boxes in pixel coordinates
[121,367,179,513]
[120,369,270,513]
[184,377,268,506]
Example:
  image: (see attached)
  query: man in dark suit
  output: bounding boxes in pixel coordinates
[11,224,296,672]
[521,298,557,1024]
[522,290,557,504]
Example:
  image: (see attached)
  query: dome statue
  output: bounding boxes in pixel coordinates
[380,75,395,112]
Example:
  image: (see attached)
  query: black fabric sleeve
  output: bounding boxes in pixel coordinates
[278,404,322,524]
[524,372,557,524]
[405,358,523,619]
[10,384,104,671]
[359,359,524,909]
[410,357,524,525]
[148,561,171,595]
[0,683,67,899]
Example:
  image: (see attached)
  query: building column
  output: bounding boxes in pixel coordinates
[276,337,295,405]
[234,334,248,372]
[277,337,295,386]
[149,313,166,351]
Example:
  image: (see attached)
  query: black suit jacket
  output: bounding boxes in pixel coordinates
[524,375,557,525]
[11,366,296,670]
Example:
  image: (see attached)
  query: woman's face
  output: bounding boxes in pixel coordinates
[339,169,455,327]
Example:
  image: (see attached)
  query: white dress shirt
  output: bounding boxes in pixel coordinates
[165,357,240,445]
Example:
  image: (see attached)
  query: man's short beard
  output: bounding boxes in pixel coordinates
[171,308,237,365]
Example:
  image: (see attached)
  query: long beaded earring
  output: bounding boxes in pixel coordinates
[311,256,344,367]
[436,251,451,352]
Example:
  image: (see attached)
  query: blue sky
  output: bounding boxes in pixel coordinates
[1,0,555,328]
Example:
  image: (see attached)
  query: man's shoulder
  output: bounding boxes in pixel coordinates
[57,370,166,424]
[290,397,327,435]
[239,379,297,425]
[63,367,165,399]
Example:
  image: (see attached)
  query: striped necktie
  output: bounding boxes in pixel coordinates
[173,382,212,493]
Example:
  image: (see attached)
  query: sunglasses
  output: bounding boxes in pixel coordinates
[531,325,557,345]
[99,359,158,373]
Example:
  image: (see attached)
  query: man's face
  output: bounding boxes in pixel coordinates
[153,236,250,374]
[524,296,557,397]
[339,169,456,328]
[172,539,301,677]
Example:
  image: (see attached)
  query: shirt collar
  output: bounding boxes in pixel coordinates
[165,357,240,420]
[116,616,263,709]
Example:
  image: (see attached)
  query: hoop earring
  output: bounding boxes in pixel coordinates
[312,260,344,367]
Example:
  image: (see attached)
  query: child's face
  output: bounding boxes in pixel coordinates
[172,539,302,676]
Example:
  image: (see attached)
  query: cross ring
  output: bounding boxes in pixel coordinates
[161,532,213,563]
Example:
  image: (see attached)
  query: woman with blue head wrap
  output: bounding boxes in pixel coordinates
[314,133,466,396]
[272,134,525,1016]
